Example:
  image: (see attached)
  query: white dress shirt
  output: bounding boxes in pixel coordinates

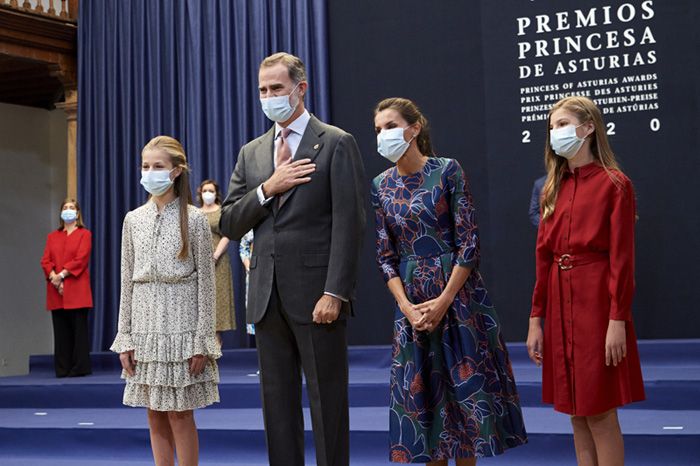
[256,110,311,205]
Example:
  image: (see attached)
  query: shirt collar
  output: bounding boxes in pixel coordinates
[148,197,180,213]
[563,162,601,179]
[275,110,310,138]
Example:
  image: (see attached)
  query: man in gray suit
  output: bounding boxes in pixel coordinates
[220,52,365,466]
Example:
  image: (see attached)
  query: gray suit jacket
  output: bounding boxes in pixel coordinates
[220,115,366,324]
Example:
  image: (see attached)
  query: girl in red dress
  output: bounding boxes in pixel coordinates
[527,96,645,466]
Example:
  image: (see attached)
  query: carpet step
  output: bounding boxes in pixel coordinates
[1,373,698,410]
[0,407,698,466]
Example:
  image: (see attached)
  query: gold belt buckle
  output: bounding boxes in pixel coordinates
[558,254,573,270]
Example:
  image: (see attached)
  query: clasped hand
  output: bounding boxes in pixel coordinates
[49,272,62,288]
[262,158,316,198]
[401,294,452,332]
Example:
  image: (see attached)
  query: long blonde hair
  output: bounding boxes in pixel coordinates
[142,136,192,259]
[540,96,622,221]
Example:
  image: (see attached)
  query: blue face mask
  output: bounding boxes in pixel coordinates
[550,124,586,160]
[61,209,77,223]
[140,169,174,196]
[260,83,300,123]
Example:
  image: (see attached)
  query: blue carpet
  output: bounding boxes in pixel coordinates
[1,341,699,465]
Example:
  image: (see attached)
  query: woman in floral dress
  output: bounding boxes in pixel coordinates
[371,98,527,464]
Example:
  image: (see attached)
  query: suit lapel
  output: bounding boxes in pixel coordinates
[254,127,276,183]
[278,115,326,209]
[294,115,325,164]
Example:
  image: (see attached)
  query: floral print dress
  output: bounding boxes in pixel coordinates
[239,229,255,335]
[371,157,527,462]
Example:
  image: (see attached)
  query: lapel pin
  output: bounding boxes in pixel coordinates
[313,144,320,150]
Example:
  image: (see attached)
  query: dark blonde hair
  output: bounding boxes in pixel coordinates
[197,179,222,206]
[260,52,307,84]
[142,136,192,259]
[374,97,434,156]
[58,198,84,230]
[541,96,622,221]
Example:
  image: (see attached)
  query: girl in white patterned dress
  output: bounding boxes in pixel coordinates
[111,136,221,466]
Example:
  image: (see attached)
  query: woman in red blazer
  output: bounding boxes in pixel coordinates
[40,198,93,377]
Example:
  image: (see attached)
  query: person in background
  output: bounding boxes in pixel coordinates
[111,136,220,466]
[371,97,527,464]
[238,229,255,336]
[529,174,546,227]
[527,96,645,466]
[40,199,93,378]
[198,179,236,345]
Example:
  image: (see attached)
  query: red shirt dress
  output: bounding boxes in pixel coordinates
[40,228,93,311]
[531,163,645,416]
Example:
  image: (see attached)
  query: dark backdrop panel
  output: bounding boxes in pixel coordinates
[329,0,700,344]
[479,0,700,339]
[328,1,494,345]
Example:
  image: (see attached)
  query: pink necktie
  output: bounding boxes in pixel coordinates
[276,128,292,167]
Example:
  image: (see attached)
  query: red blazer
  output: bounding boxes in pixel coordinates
[40,227,93,311]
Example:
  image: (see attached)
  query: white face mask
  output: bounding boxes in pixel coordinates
[377,127,415,163]
[260,82,300,123]
[140,169,174,196]
[550,123,586,160]
[201,191,216,206]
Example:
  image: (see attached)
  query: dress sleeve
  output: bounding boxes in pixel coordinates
[111,214,135,353]
[63,230,92,277]
[608,176,636,321]
[40,234,55,278]
[371,181,400,282]
[192,211,221,358]
[530,215,553,318]
[239,230,253,262]
[446,159,479,269]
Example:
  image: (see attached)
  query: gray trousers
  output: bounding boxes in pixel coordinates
[255,280,350,466]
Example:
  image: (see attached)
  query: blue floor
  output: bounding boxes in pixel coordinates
[1,340,699,465]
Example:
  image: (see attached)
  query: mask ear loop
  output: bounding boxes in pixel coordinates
[575,121,594,140]
[288,82,302,106]
[169,165,186,182]
[405,125,418,144]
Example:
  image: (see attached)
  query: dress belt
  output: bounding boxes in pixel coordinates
[399,248,455,264]
[553,252,607,271]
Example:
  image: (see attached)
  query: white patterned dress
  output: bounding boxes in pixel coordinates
[110,198,221,411]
